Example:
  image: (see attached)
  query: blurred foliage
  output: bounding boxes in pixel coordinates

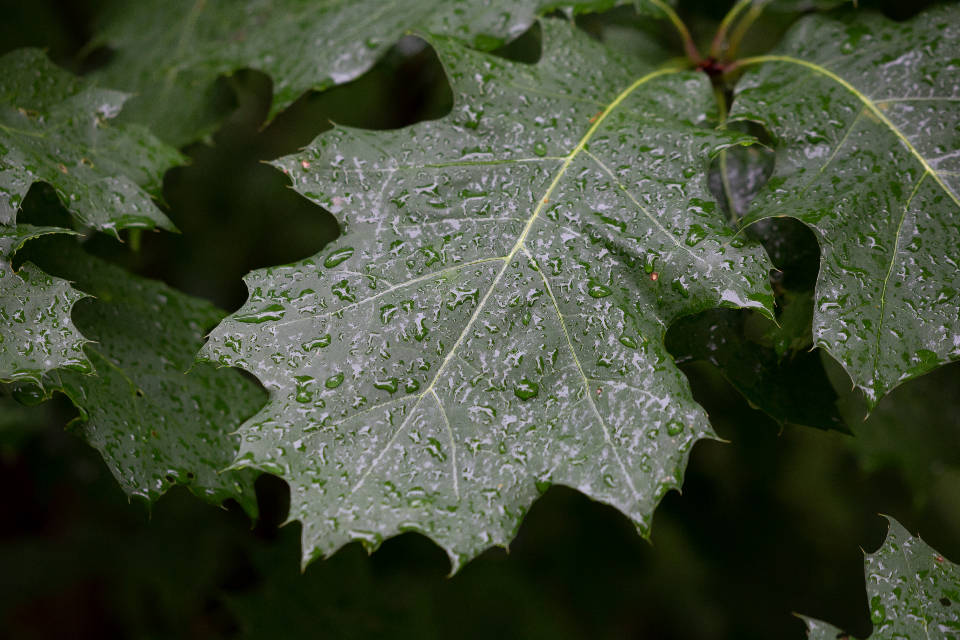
[0,0,957,638]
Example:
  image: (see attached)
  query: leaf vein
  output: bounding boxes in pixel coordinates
[431,388,459,500]
[873,170,927,381]
[739,55,960,209]
[522,245,640,500]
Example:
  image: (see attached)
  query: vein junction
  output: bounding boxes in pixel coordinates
[349,68,680,495]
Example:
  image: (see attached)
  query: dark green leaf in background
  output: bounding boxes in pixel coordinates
[0,49,181,233]
[668,306,845,431]
[87,0,678,145]
[831,359,960,504]
[20,238,265,513]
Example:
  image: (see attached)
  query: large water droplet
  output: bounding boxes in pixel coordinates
[325,373,344,389]
[587,279,612,298]
[235,304,285,323]
[373,377,399,393]
[514,378,539,400]
[302,334,332,351]
[323,246,354,268]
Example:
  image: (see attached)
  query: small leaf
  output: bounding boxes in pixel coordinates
[0,224,90,384]
[801,517,960,639]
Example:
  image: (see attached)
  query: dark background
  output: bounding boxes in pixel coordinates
[1,1,957,638]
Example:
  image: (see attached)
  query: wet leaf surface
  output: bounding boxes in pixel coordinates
[0,49,181,233]
[203,20,774,569]
[730,6,960,407]
[0,224,89,385]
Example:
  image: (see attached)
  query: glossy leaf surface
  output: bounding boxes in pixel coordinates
[0,224,89,384]
[202,20,774,568]
[89,0,673,145]
[0,49,180,233]
[730,7,960,406]
[803,518,960,639]
[32,240,265,513]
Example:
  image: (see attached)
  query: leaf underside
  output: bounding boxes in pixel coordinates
[731,6,960,407]
[202,19,774,569]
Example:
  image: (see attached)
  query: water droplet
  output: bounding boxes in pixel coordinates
[332,280,356,302]
[685,224,706,247]
[666,420,684,437]
[619,335,638,349]
[587,279,612,298]
[295,375,314,403]
[406,486,427,507]
[325,373,344,389]
[413,315,429,341]
[323,246,354,268]
[514,378,539,400]
[235,304,285,323]
[592,211,626,233]
[302,334,332,351]
[533,141,547,157]
[373,377,399,393]
[425,437,447,462]
[349,529,382,550]
[380,304,398,324]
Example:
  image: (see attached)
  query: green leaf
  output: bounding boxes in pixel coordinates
[202,19,774,568]
[0,49,182,234]
[88,0,673,145]
[802,517,960,639]
[730,6,960,407]
[27,239,265,513]
[0,224,90,384]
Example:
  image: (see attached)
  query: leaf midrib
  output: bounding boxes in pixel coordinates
[347,67,681,497]
[738,55,960,209]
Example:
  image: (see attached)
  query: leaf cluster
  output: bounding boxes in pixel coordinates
[1,0,958,637]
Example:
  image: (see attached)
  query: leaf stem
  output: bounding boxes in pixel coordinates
[726,0,770,60]
[710,0,753,59]
[711,84,739,221]
[649,0,702,63]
